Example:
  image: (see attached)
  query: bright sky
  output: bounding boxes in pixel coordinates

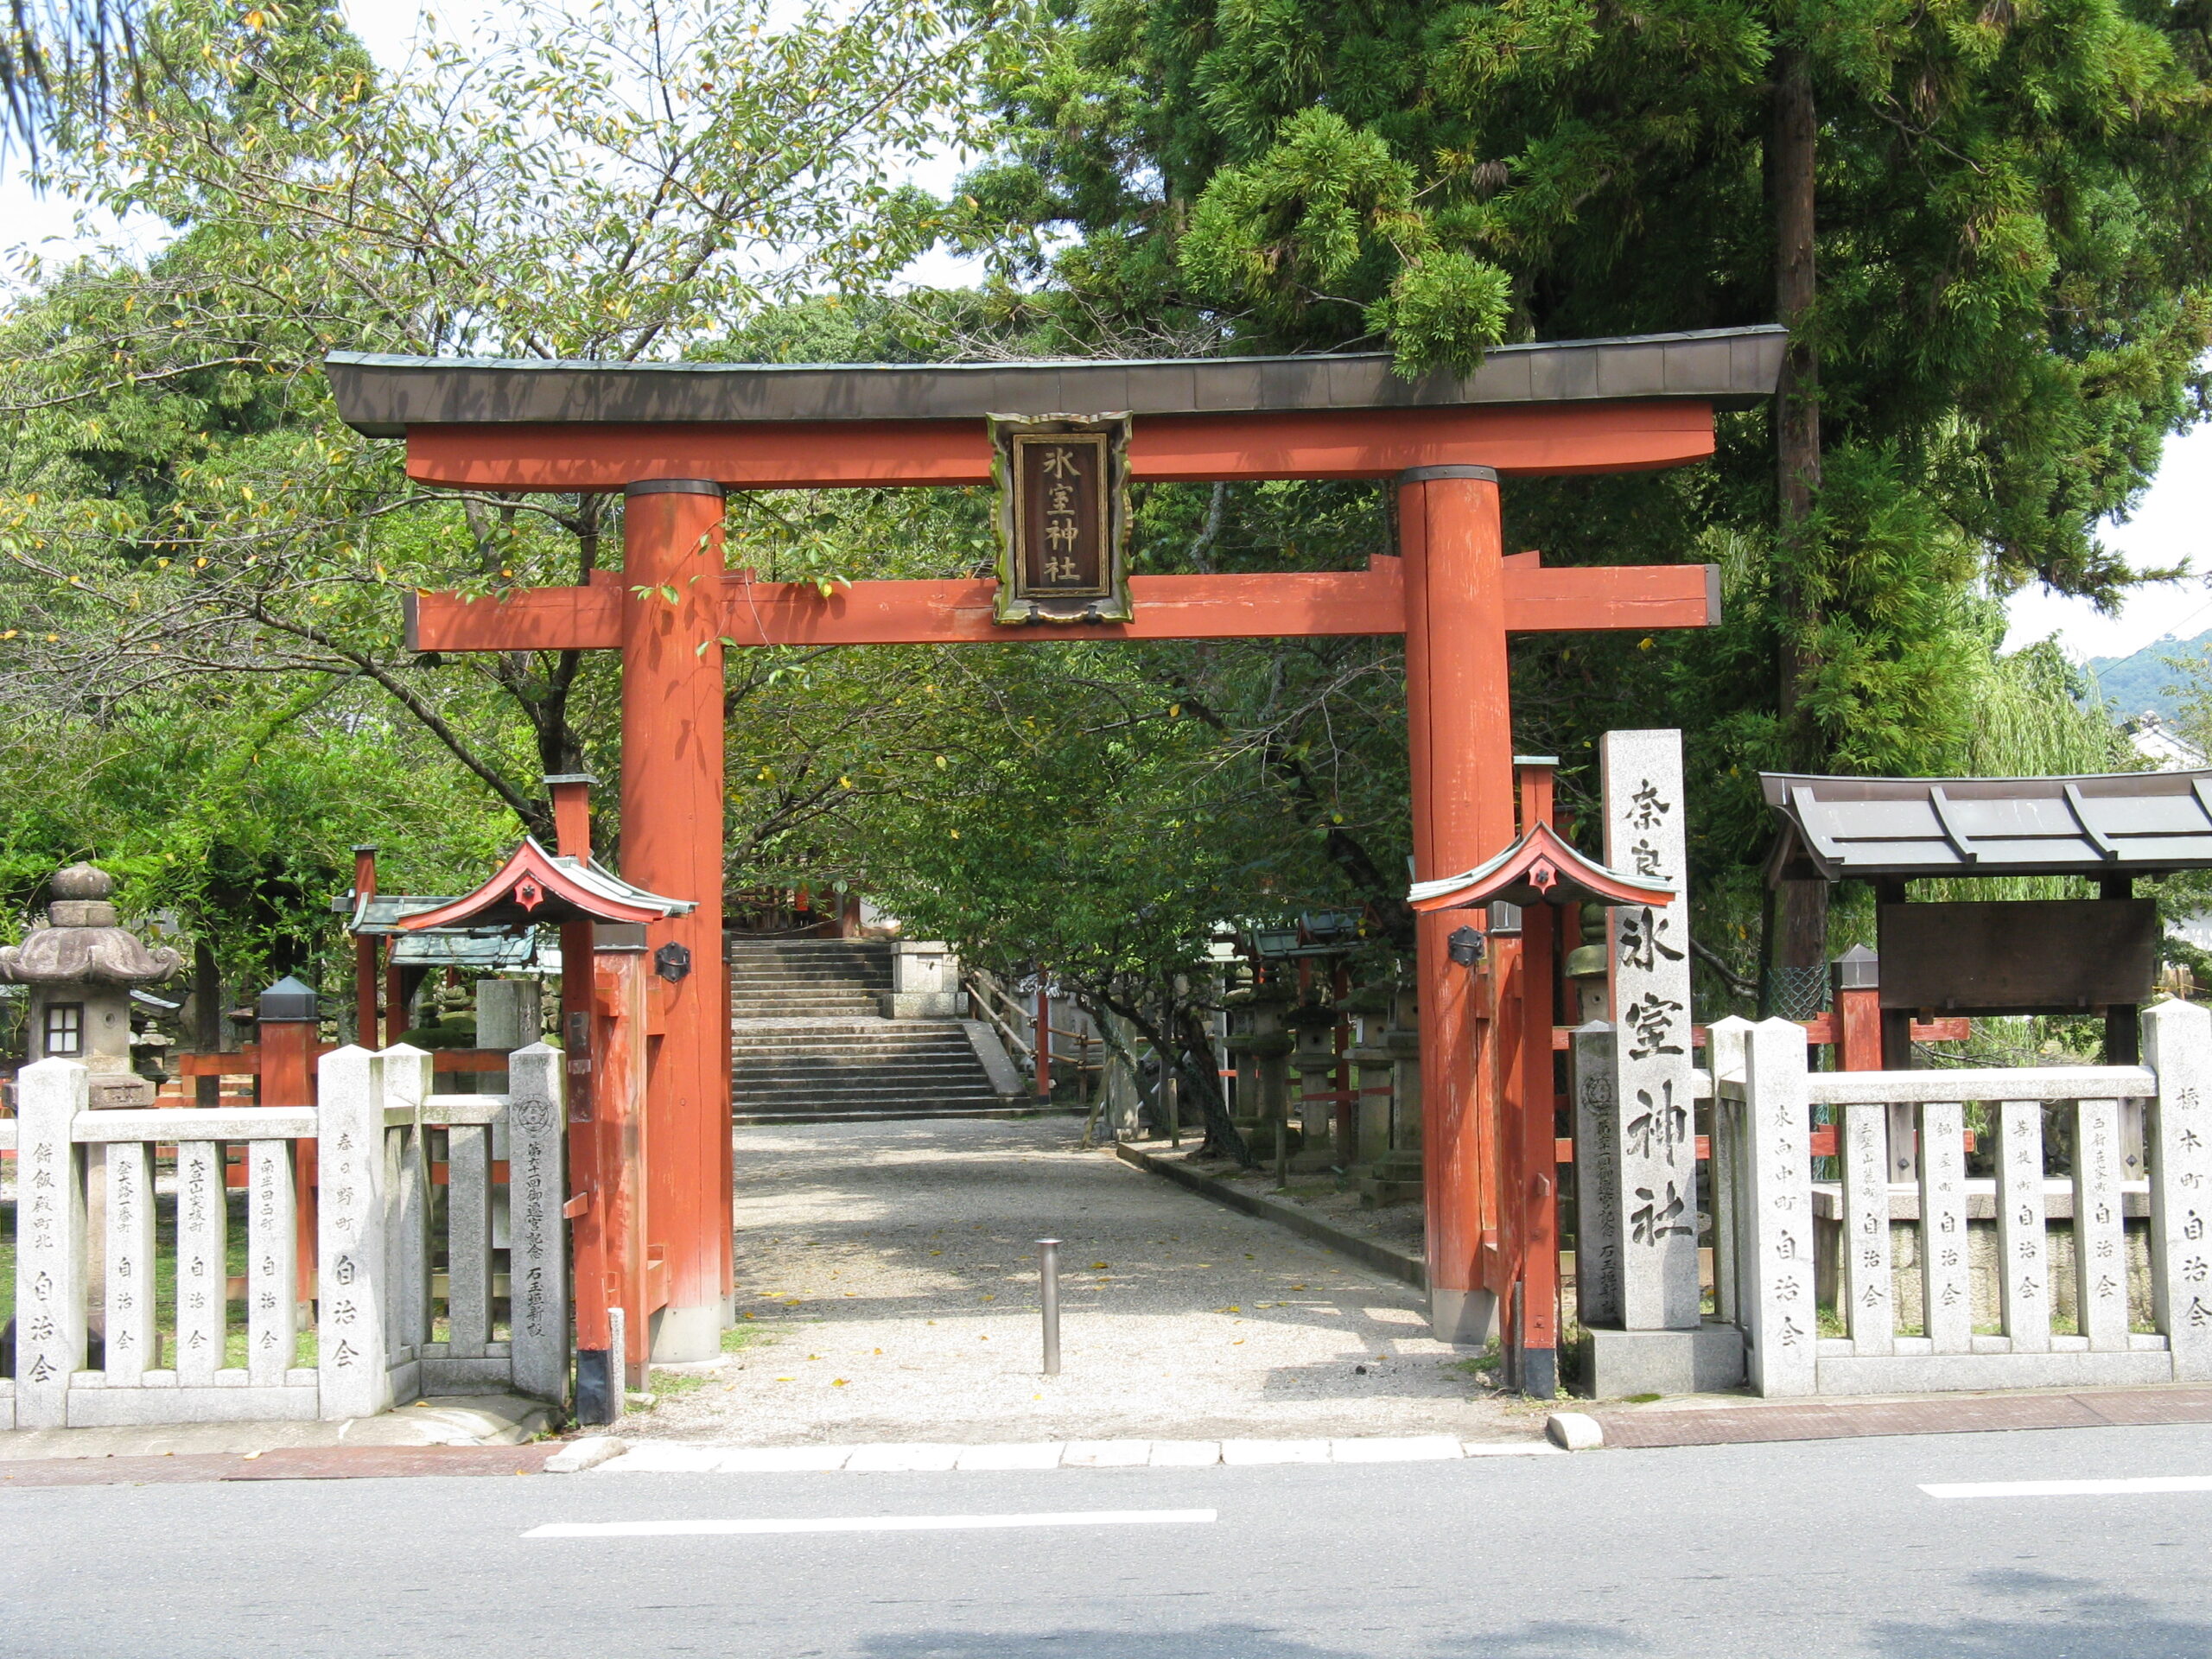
[1999,421,2212,663]
[0,0,2202,666]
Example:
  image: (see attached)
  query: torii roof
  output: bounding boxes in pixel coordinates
[324,326,1787,436]
[1408,823,1675,912]
[1760,770,2212,880]
[392,838,696,932]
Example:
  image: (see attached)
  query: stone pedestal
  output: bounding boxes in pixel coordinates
[475,977,543,1049]
[880,940,962,1019]
[1347,1041,1394,1168]
[1585,1321,1745,1398]
[1225,985,1294,1154]
[1287,1025,1338,1172]
[1359,1007,1425,1206]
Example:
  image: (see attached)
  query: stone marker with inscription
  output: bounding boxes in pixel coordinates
[1600,729,1698,1331]
[1577,730,1744,1395]
[506,1043,572,1408]
[2145,998,2212,1382]
[14,1059,87,1428]
[316,1046,394,1421]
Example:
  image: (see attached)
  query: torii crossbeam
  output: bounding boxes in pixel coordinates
[327,326,1783,1381]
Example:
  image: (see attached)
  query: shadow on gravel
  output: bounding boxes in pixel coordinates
[852,1624,1631,1658]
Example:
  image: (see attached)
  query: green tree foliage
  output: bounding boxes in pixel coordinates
[956,0,2212,987]
[0,0,988,976]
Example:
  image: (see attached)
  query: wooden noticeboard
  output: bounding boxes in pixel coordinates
[989,413,1133,624]
[1877,899,2158,1014]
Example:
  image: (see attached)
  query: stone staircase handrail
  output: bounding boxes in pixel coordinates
[963,968,1036,1062]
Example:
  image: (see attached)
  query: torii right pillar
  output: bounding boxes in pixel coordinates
[1401,464,1516,1346]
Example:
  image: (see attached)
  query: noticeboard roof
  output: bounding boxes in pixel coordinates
[1760,770,2212,880]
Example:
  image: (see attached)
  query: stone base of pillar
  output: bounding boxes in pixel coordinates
[1585,1321,1745,1398]
[1428,1285,1497,1345]
[1358,1149,1425,1207]
[879,991,963,1019]
[86,1073,156,1109]
[648,1301,725,1363]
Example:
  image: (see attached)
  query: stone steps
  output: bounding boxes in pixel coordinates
[728,937,1014,1121]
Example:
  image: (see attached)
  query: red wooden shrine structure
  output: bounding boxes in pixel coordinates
[327,326,1786,1387]
[388,791,692,1411]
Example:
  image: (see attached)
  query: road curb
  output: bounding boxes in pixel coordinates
[1113,1143,1427,1290]
[0,1444,559,1486]
[584,1435,1559,1473]
[1586,1384,2212,1449]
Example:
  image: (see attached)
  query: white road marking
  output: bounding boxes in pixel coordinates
[1920,1476,2212,1499]
[526,1508,1218,1538]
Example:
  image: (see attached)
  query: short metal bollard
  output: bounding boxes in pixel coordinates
[1037,1237,1062,1376]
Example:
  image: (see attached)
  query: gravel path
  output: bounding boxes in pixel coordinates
[627,1117,1544,1446]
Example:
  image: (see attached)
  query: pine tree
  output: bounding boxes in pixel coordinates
[963,0,2212,994]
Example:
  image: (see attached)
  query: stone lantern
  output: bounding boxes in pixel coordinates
[0,863,185,1107]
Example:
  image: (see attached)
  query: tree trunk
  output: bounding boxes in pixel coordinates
[1089,977,1249,1164]
[1764,45,1829,1008]
[1173,1001,1249,1164]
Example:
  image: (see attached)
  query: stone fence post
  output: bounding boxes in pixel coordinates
[14,1058,87,1428]
[2145,997,2212,1382]
[317,1046,391,1421]
[1740,1017,1816,1396]
[505,1043,571,1408]
[1705,1015,1755,1328]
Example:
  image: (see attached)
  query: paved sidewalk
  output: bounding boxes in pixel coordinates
[632,1117,1539,1446]
[0,1393,554,1462]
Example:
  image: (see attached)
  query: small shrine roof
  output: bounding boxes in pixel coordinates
[326,326,1786,436]
[345,892,467,936]
[392,838,695,932]
[1408,823,1675,912]
[1760,769,2212,880]
[390,932,540,969]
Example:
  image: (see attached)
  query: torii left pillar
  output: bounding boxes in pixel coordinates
[620,479,732,1359]
[1401,464,1516,1348]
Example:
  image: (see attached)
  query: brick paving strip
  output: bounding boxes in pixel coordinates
[0,1445,559,1486]
[1587,1385,2212,1449]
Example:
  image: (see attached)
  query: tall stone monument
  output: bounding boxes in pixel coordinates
[1573,732,1744,1394]
[0,863,184,1107]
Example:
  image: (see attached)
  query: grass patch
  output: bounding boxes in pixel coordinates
[649,1370,712,1397]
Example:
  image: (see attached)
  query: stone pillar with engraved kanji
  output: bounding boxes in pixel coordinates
[1573,730,1739,1393]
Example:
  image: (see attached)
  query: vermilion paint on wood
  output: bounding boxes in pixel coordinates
[402,401,1718,491]
[1402,473,1516,1340]
[405,561,1719,653]
[619,487,731,1346]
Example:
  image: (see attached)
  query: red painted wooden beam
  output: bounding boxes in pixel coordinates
[405,559,1719,652]
[402,401,1717,490]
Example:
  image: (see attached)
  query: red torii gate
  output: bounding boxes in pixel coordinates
[327,326,1783,1381]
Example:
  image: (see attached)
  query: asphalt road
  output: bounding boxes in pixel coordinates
[8,1422,2212,1657]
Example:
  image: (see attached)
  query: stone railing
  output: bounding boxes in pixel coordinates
[2,1043,568,1429]
[1712,1001,2212,1397]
